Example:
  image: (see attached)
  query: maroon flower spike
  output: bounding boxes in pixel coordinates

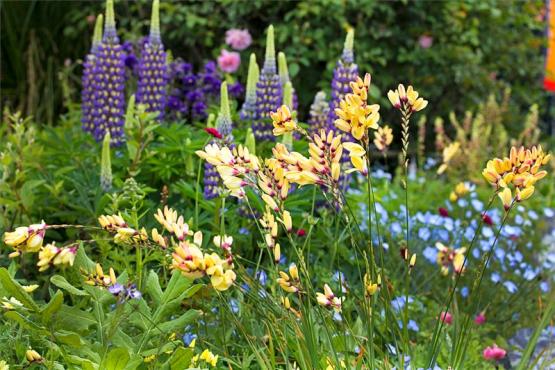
[482,213,493,226]
[205,127,223,139]
[438,207,449,218]
[296,229,306,237]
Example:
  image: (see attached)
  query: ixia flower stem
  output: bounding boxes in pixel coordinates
[452,202,514,368]
[426,192,497,367]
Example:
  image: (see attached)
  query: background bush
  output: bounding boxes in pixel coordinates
[1,0,549,131]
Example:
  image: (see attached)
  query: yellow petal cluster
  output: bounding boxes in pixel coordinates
[482,145,550,210]
[172,231,236,291]
[84,263,118,287]
[373,125,393,152]
[449,181,470,202]
[387,84,428,112]
[316,283,343,312]
[334,74,380,140]
[271,105,297,136]
[37,242,77,272]
[3,221,46,257]
[277,263,300,293]
[437,142,460,174]
[364,273,381,297]
[435,242,466,276]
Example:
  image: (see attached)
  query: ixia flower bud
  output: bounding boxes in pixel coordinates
[26,349,43,363]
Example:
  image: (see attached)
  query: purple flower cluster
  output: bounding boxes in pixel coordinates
[240,53,259,121]
[327,30,358,133]
[204,82,234,200]
[308,91,329,133]
[86,0,126,145]
[166,60,221,121]
[108,282,142,303]
[81,15,103,136]
[136,0,168,117]
[252,25,281,141]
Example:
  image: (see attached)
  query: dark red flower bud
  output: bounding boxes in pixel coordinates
[296,229,306,237]
[482,213,493,226]
[205,127,223,139]
[438,207,449,218]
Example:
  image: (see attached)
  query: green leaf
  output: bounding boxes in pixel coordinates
[161,271,192,304]
[0,267,40,311]
[104,348,130,370]
[41,290,64,324]
[168,347,194,370]
[156,310,200,334]
[74,245,97,271]
[145,270,163,305]
[55,330,84,347]
[50,275,89,296]
[56,305,96,332]
[3,311,48,334]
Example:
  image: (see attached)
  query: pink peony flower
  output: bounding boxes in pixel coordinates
[483,344,506,361]
[419,35,433,49]
[225,29,252,51]
[439,311,453,324]
[217,50,241,73]
[474,312,486,325]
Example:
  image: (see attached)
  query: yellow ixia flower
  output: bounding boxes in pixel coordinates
[449,181,470,202]
[334,74,380,140]
[436,242,466,275]
[437,142,460,174]
[342,142,368,175]
[374,125,393,152]
[37,243,77,272]
[25,349,43,363]
[84,263,118,287]
[364,273,381,297]
[483,145,550,210]
[277,264,300,293]
[271,105,297,136]
[1,297,23,310]
[388,84,428,112]
[316,283,344,312]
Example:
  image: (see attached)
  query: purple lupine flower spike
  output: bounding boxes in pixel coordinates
[90,0,126,145]
[204,82,234,200]
[239,53,259,121]
[136,0,168,118]
[252,25,282,141]
[309,91,329,133]
[82,14,103,135]
[327,29,358,133]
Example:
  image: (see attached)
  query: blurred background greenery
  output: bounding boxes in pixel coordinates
[0,0,551,134]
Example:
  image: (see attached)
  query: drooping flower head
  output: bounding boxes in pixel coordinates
[136,0,168,117]
[90,0,126,145]
[308,91,329,133]
[252,25,282,141]
[239,53,259,122]
[82,14,103,135]
[483,344,506,361]
[225,28,252,50]
[327,29,359,133]
[278,52,298,112]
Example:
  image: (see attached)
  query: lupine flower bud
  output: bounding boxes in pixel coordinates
[90,0,126,145]
[327,29,359,133]
[240,53,259,121]
[82,14,103,134]
[203,82,235,200]
[308,91,329,133]
[100,132,113,192]
[136,0,168,117]
[245,127,256,155]
[281,82,294,149]
[253,25,282,141]
[278,52,298,111]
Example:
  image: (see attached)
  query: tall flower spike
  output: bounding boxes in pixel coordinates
[90,0,126,145]
[327,29,359,133]
[252,25,282,141]
[216,82,234,143]
[82,14,103,134]
[308,91,329,133]
[281,82,293,149]
[278,52,298,111]
[100,132,112,192]
[203,82,235,200]
[136,0,168,117]
[240,53,259,121]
